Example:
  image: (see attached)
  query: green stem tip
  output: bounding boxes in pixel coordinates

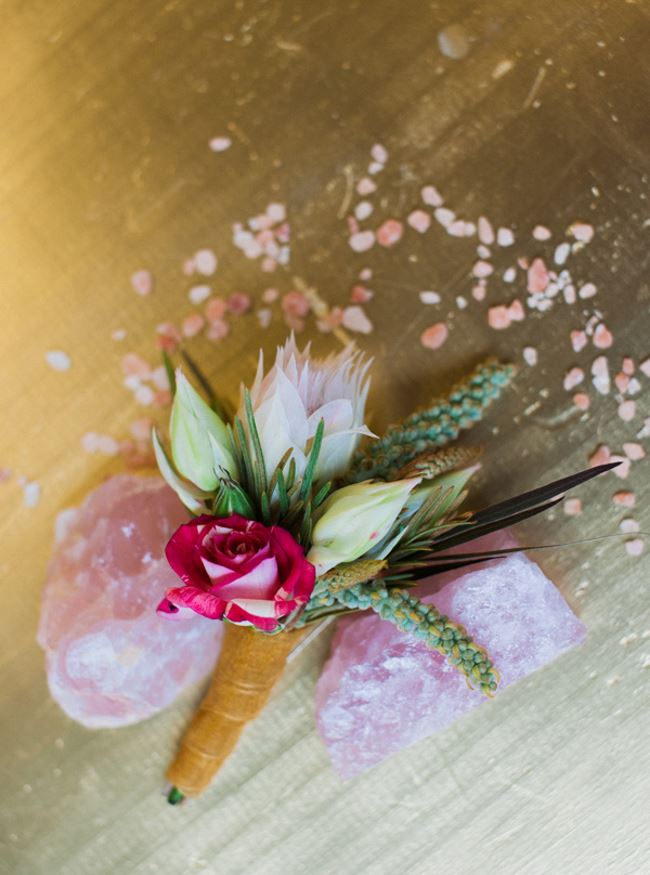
[167,786,185,805]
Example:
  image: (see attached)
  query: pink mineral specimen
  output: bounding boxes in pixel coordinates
[38,475,222,728]
[315,534,586,778]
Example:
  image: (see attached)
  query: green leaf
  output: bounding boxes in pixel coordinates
[162,350,176,396]
[299,418,325,502]
[180,350,233,422]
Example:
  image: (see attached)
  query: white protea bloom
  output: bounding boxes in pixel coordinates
[244,336,374,483]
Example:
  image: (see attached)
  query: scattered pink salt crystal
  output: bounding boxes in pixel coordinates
[80,433,120,456]
[262,287,279,303]
[155,322,182,353]
[38,476,222,728]
[523,346,538,366]
[589,444,610,467]
[622,357,635,376]
[496,228,514,247]
[477,216,494,245]
[129,418,152,441]
[473,260,493,278]
[209,136,232,152]
[610,454,631,479]
[131,270,153,296]
[508,299,525,321]
[205,297,228,322]
[620,518,640,534]
[625,538,645,557]
[350,285,373,304]
[257,308,272,329]
[614,373,629,394]
[578,282,597,299]
[593,324,613,349]
[134,385,155,406]
[591,356,610,395]
[563,366,584,391]
[228,292,252,315]
[355,201,373,221]
[437,24,470,60]
[573,392,590,411]
[613,491,635,508]
[342,306,373,334]
[420,322,449,350]
[206,320,230,342]
[349,230,375,252]
[111,329,126,342]
[122,353,151,379]
[563,285,577,305]
[434,207,455,227]
[315,533,586,778]
[568,222,594,243]
[22,480,41,508]
[419,291,441,305]
[503,267,516,283]
[472,284,486,301]
[370,143,388,164]
[181,313,205,338]
[623,442,645,461]
[639,357,650,378]
[618,400,636,422]
[554,242,570,266]
[532,225,552,241]
[527,258,549,293]
[447,220,467,237]
[563,498,582,516]
[421,185,443,207]
[45,350,71,372]
[488,305,510,330]
[356,178,376,196]
[194,249,218,276]
[571,330,588,353]
[376,219,404,247]
[281,290,310,318]
[407,209,431,233]
[188,284,211,305]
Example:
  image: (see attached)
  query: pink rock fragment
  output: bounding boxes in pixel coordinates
[639,357,650,378]
[342,306,373,334]
[563,498,582,516]
[523,346,538,366]
[209,136,232,152]
[625,538,644,557]
[613,491,635,508]
[532,225,552,241]
[182,313,205,338]
[131,270,153,296]
[38,476,222,728]
[407,210,431,233]
[527,258,549,294]
[573,392,590,411]
[488,305,510,330]
[570,330,588,353]
[618,400,636,422]
[478,216,494,245]
[376,219,404,247]
[593,324,613,349]
[473,260,493,279]
[623,442,645,461]
[315,534,586,778]
[349,230,375,253]
[421,185,443,207]
[496,227,514,247]
[420,322,449,350]
[563,366,584,391]
[568,222,594,243]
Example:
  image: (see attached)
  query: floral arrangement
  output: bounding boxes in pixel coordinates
[152,336,614,803]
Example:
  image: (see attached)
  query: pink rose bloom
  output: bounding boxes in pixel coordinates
[157,514,316,631]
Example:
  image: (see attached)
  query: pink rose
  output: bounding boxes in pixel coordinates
[157,514,316,632]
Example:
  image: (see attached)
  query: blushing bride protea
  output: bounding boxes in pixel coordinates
[243,335,374,483]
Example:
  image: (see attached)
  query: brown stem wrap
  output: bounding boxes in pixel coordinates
[166,622,307,797]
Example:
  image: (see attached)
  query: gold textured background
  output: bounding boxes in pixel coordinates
[1,2,648,873]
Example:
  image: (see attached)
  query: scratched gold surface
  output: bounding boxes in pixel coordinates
[1,2,649,874]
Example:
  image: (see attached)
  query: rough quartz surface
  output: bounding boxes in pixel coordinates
[315,535,586,778]
[38,475,222,728]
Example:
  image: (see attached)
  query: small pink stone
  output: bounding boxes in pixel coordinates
[134,385,155,406]
[281,290,310,317]
[554,242,571,266]
[421,185,443,207]
[589,444,611,467]
[477,216,494,245]
[349,230,376,252]
[623,442,645,461]
[342,306,373,334]
[568,222,594,243]
[563,498,582,516]
[130,270,152,296]
[618,400,636,422]
[370,143,388,164]
[419,290,441,305]
[622,357,635,376]
[496,228,514,247]
[182,313,205,338]
[613,491,635,508]
[593,324,613,349]
[376,219,404,247]
[620,518,640,534]
[130,418,152,441]
[194,249,218,276]
[209,136,232,152]
[155,322,182,353]
[122,353,151,379]
[578,282,597,300]
[625,538,645,557]
[350,285,374,303]
[488,305,511,330]
[532,225,552,241]
[150,366,169,391]
[205,297,228,322]
[639,357,650,378]
[434,207,455,227]
[508,299,525,321]
[206,319,230,341]
[447,220,467,237]
[472,284,486,301]
[262,287,279,303]
[571,330,588,353]
[356,177,376,196]
[257,308,272,329]
[563,366,585,391]
[407,209,431,233]
[420,322,449,350]
[228,292,252,315]
[610,454,631,479]
[614,373,630,393]
[573,392,590,411]
[355,201,373,221]
[591,356,610,395]
[527,258,549,294]
[188,284,211,305]
[473,260,493,278]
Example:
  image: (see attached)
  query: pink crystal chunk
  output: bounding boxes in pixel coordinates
[38,475,222,728]
[315,537,586,778]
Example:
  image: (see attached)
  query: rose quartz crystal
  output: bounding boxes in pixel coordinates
[315,536,586,778]
[38,475,222,728]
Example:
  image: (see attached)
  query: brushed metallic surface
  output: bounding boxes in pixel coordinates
[1,2,648,873]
